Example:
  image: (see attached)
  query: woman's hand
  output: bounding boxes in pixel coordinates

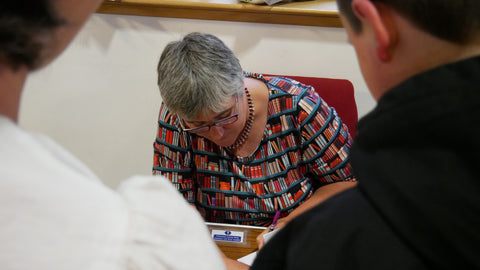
[255,216,288,249]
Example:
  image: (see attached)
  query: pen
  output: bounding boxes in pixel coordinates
[269,210,280,232]
[212,197,216,221]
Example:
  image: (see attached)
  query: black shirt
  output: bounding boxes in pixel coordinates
[251,55,480,270]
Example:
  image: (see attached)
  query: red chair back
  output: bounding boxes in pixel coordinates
[266,74,358,137]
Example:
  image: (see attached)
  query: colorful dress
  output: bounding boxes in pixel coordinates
[153,72,355,226]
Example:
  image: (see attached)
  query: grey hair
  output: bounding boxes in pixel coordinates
[157,32,244,120]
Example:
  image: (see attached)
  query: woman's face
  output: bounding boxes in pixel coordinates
[182,94,247,147]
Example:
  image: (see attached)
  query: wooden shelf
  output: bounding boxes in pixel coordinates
[96,0,342,27]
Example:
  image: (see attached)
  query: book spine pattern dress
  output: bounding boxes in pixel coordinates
[153,72,354,226]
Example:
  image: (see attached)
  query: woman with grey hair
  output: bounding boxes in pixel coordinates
[154,32,356,250]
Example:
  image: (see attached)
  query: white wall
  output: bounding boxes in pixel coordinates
[19,13,375,188]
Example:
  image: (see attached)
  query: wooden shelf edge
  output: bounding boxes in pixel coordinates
[96,1,343,27]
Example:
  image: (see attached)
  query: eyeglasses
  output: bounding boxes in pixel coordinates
[179,95,239,134]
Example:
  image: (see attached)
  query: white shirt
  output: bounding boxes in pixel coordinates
[0,116,225,270]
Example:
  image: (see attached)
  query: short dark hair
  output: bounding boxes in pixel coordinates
[0,0,65,70]
[336,0,480,44]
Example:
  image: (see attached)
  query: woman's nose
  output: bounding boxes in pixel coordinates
[209,125,225,140]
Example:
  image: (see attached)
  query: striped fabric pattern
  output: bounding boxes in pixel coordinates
[153,72,354,226]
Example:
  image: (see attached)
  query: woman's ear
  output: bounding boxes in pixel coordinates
[351,0,397,61]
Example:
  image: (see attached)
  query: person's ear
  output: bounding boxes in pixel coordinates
[351,0,397,61]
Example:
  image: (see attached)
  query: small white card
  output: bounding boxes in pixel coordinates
[262,227,281,243]
[236,228,283,266]
[237,251,258,266]
[211,229,245,243]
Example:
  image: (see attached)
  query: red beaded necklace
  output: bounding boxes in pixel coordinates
[226,87,255,151]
